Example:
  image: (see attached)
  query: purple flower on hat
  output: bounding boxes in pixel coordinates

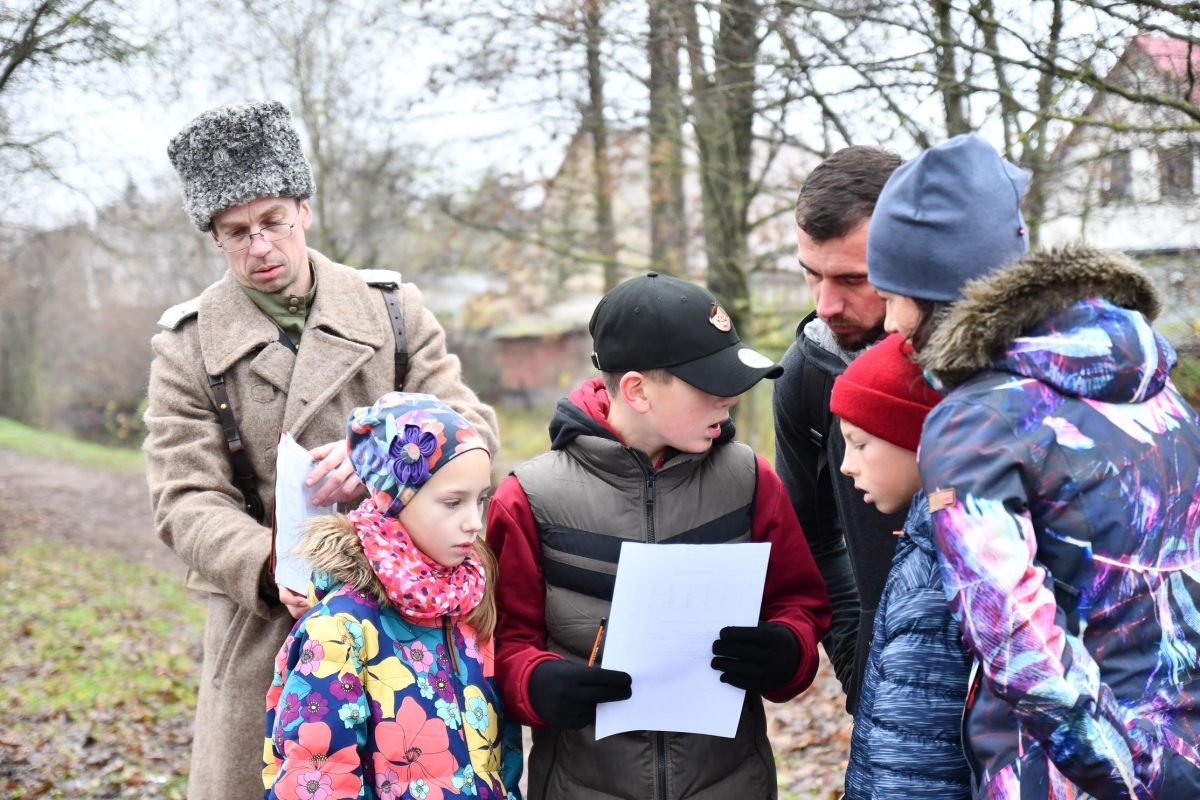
[388,424,437,486]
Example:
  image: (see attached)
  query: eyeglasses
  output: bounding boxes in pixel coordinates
[216,218,298,253]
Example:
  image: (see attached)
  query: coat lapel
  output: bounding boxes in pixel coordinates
[250,341,296,394]
[283,250,387,439]
[198,272,279,376]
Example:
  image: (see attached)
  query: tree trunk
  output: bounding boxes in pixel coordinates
[1020,0,1065,248]
[648,0,686,276]
[935,0,970,136]
[680,0,758,335]
[584,0,619,291]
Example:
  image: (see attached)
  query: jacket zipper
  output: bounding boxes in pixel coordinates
[645,471,656,543]
[442,614,461,675]
[641,466,667,800]
[438,614,475,789]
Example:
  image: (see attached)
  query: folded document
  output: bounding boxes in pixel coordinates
[273,432,333,595]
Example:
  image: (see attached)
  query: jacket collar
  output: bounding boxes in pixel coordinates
[897,491,934,559]
[305,249,387,348]
[916,244,1162,392]
[550,378,728,483]
[198,248,386,376]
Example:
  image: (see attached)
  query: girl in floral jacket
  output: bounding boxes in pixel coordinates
[263,392,523,800]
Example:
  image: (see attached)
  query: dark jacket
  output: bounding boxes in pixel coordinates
[774,311,906,712]
[843,492,972,800]
[490,378,831,800]
[918,245,1200,799]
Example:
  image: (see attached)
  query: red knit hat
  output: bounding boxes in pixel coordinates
[829,334,942,452]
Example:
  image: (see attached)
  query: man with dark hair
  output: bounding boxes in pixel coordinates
[772,145,904,713]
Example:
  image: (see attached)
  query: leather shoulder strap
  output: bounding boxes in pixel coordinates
[378,285,408,390]
[207,373,266,523]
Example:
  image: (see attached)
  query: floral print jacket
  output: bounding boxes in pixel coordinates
[263,560,522,800]
[917,247,1200,800]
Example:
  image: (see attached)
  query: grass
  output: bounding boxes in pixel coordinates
[0,417,145,473]
[0,542,204,797]
[1171,354,1200,408]
[0,541,205,720]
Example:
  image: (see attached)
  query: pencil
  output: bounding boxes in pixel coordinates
[587,616,608,667]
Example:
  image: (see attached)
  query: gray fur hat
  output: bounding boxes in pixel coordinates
[168,101,315,232]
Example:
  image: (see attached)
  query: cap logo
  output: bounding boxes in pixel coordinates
[709,303,732,332]
[213,148,230,167]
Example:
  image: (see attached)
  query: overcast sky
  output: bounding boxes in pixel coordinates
[7,5,591,229]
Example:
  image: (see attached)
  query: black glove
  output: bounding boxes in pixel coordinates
[528,658,633,730]
[711,622,800,695]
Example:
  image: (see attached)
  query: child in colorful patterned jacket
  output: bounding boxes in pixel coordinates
[262,392,523,800]
[868,133,1200,798]
[830,333,972,800]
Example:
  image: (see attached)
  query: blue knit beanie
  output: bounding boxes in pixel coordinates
[867,133,1030,303]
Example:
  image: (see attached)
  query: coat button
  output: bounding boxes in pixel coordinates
[288,305,298,313]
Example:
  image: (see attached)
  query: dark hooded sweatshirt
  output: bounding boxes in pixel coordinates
[489,378,830,800]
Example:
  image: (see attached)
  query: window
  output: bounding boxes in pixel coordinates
[1160,146,1195,198]
[1100,150,1133,204]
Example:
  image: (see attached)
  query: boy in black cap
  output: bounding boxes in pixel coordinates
[490,273,831,799]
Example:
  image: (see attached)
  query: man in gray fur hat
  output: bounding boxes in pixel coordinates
[143,101,498,799]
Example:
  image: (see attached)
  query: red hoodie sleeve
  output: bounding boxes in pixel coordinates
[753,455,832,703]
[490,474,560,727]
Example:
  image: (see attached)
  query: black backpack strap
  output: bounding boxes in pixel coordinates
[379,285,408,390]
[208,373,266,524]
[800,350,833,457]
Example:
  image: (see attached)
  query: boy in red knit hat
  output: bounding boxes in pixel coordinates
[830,334,973,800]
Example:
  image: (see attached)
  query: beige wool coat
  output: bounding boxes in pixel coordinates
[143,249,498,800]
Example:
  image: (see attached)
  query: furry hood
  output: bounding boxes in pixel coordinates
[297,515,392,608]
[917,244,1164,393]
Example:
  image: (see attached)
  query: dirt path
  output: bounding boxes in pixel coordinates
[0,446,851,799]
[0,447,183,575]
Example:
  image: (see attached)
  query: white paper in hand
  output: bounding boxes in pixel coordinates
[274,433,333,595]
[595,541,772,740]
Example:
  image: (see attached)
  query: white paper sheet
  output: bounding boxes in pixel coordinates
[594,541,772,740]
[273,433,333,595]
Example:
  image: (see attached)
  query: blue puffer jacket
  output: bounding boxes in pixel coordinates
[916,245,1200,800]
[844,491,972,800]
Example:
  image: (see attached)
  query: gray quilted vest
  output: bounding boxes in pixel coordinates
[513,430,778,800]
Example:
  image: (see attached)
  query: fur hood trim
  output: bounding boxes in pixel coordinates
[917,244,1162,391]
[296,515,392,608]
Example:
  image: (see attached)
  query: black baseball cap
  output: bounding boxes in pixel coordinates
[589,272,784,397]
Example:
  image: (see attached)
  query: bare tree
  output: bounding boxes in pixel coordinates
[647,0,686,275]
[0,1,151,190]
[583,0,620,290]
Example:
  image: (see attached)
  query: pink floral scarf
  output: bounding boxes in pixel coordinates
[348,499,485,619]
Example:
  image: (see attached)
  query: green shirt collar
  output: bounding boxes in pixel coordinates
[240,263,317,346]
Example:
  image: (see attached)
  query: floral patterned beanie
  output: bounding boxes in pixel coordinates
[345,392,491,618]
[347,392,490,516]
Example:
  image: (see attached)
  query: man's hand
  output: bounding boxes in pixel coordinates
[307,440,366,506]
[278,584,311,620]
[528,659,633,730]
[711,622,801,695]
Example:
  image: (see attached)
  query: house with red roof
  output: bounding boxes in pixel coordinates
[1042,36,1200,253]
[1040,36,1200,340]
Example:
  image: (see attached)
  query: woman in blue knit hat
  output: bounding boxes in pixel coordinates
[868,133,1200,799]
